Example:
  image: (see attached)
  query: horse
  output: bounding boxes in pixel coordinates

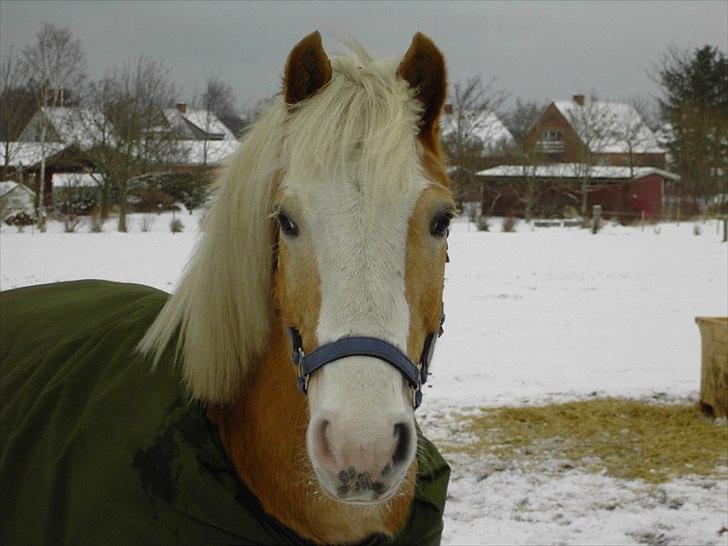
[0,32,454,545]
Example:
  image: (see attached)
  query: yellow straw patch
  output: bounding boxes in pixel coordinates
[439,399,727,483]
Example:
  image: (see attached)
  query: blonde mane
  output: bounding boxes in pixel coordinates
[139,47,426,402]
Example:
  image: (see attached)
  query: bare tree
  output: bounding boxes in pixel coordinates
[501,98,550,222]
[23,23,86,230]
[503,98,547,144]
[504,166,550,223]
[201,74,237,119]
[79,77,121,219]
[616,97,657,179]
[564,93,619,217]
[0,47,34,179]
[239,95,275,130]
[82,56,180,231]
[441,76,508,200]
[198,74,236,165]
[630,96,660,131]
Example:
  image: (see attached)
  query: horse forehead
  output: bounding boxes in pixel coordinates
[286,172,428,219]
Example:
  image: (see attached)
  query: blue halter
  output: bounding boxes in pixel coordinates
[287,312,444,409]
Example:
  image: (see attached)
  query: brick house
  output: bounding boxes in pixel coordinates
[525,95,666,169]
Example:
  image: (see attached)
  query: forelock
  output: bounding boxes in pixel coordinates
[283,46,425,199]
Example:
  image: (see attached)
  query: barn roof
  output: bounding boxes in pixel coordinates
[477,163,680,180]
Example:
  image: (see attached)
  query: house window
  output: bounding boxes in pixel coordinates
[543,130,563,142]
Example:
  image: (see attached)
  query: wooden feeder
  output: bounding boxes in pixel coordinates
[695,317,728,418]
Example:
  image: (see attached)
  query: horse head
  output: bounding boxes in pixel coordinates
[141,30,452,538]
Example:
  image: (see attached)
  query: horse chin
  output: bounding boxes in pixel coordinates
[311,465,406,506]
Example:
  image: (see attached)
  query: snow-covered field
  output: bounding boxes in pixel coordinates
[2,214,727,545]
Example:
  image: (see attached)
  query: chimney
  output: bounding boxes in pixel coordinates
[176,101,187,113]
[444,103,453,115]
[573,94,585,106]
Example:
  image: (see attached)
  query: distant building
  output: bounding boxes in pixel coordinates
[4,103,240,209]
[163,102,236,142]
[440,105,514,202]
[19,107,113,149]
[477,163,679,219]
[163,102,239,167]
[440,105,514,157]
[525,95,665,169]
[0,180,35,218]
[12,107,115,208]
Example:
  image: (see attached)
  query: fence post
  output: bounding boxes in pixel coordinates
[592,204,601,234]
[723,216,727,243]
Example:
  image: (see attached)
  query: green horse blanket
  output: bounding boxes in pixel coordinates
[0,281,450,545]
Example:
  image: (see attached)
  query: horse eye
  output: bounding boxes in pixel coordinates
[277,211,299,237]
[430,212,452,237]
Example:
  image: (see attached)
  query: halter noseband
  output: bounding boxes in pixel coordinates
[287,312,444,409]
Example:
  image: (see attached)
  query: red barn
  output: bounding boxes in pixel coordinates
[476,164,680,219]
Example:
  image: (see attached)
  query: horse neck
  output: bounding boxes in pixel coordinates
[207,320,416,545]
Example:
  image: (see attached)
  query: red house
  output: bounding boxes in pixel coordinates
[525,95,667,170]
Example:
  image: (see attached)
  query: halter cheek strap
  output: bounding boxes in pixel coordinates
[287,312,444,409]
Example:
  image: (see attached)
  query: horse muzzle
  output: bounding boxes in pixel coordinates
[307,410,416,503]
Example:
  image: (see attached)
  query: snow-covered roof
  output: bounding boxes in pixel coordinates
[477,163,680,180]
[441,110,513,154]
[51,173,103,188]
[40,107,114,149]
[553,99,663,154]
[164,108,235,141]
[655,123,674,147]
[172,140,239,165]
[0,142,69,167]
[0,180,34,198]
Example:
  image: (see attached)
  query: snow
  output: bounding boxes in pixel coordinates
[1,214,726,545]
[441,110,514,154]
[40,107,113,149]
[0,141,69,167]
[436,451,727,546]
[173,139,239,165]
[477,163,680,180]
[0,180,34,216]
[164,108,235,140]
[0,181,23,198]
[51,173,103,188]
[554,99,664,154]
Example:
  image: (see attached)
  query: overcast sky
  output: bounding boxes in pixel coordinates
[1,1,726,113]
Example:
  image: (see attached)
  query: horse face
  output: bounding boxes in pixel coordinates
[274,171,452,503]
[265,31,450,505]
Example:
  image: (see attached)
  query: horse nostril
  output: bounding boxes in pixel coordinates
[392,422,412,466]
[316,419,335,461]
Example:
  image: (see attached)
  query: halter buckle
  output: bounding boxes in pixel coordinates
[296,348,309,394]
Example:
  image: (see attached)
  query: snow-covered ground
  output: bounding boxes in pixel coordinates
[2,213,727,545]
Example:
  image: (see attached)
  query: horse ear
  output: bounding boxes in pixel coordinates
[398,32,447,146]
[284,31,332,104]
